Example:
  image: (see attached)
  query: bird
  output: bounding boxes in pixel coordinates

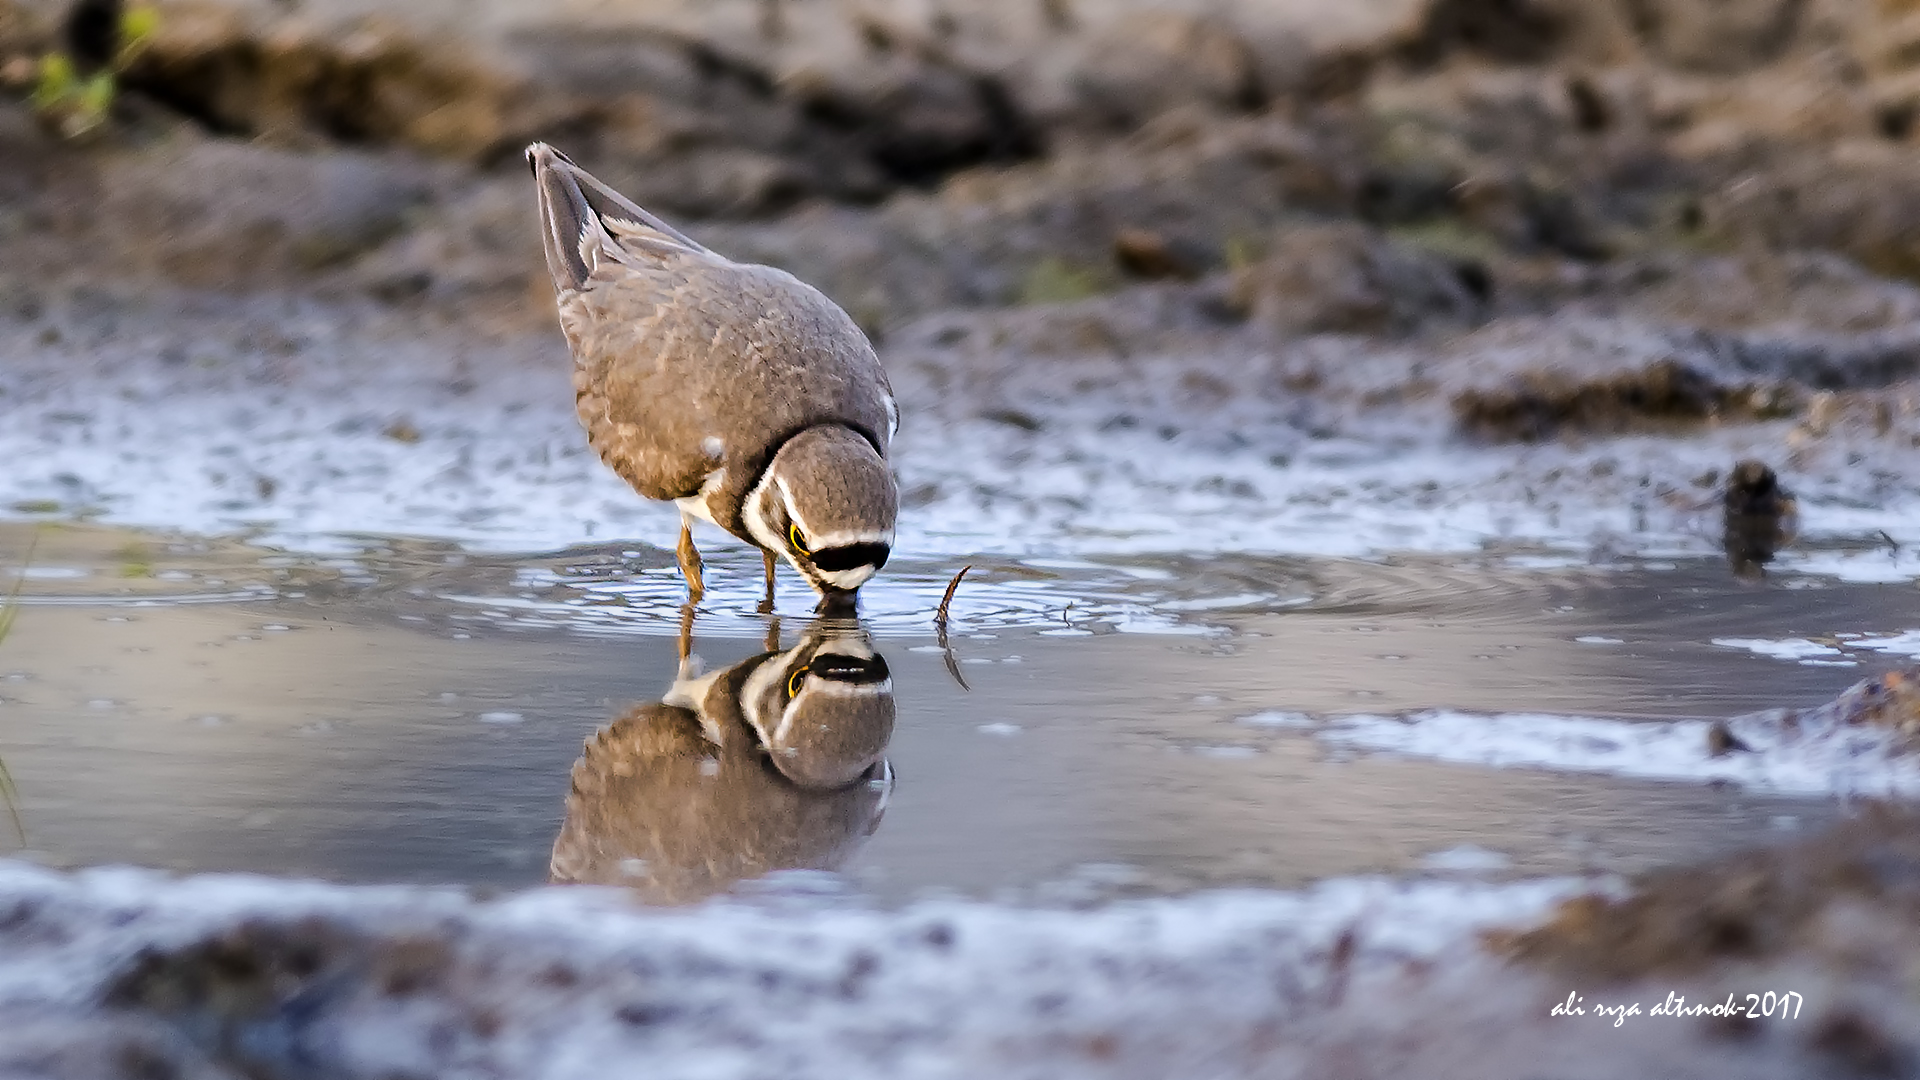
[1722,459,1798,579]
[548,618,895,902]
[526,143,899,607]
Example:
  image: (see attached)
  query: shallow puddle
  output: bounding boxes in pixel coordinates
[0,522,1909,904]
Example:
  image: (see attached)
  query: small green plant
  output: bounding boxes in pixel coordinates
[1386,217,1506,265]
[1017,257,1108,306]
[28,1,159,139]
[119,4,160,62]
[32,53,114,136]
[1224,234,1263,272]
[114,541,152,579]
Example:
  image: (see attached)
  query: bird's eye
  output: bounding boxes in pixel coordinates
[786,665,810,699]
[788,523,811,557]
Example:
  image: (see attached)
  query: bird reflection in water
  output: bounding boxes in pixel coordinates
[549,613,894,903]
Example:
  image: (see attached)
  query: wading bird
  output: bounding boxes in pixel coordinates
[527,143,898,608]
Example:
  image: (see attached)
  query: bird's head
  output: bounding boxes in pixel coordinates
[746,426,897,599]
[1725,459,1784,514]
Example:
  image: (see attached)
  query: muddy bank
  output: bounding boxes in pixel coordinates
[7,0,1920,299]
[0,862,1575,1080]
[3,810,1919,1079]
[3,267,1917,560]
[7,0,1920,462]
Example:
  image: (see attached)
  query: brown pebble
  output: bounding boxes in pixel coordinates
[1112,228,1205,280]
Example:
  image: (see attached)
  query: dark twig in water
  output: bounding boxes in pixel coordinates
[935,565,972,628]
[1061,601,1074,628]
[0,529,39,846]
[1880,530,1901,555]
[935,565,973,692]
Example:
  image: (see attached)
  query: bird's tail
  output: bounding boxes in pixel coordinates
[527,142,596,292]
[526,142,710,293]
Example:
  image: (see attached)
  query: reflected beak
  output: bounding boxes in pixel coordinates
[814,588,860,617]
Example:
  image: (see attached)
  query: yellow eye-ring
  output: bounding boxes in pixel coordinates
[788,523,811,557]
[787,665,810,699]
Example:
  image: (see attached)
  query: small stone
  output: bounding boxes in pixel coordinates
[1706,720,1750,757]
[1112,228,1207,280]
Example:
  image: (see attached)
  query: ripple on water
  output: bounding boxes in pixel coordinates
[439,556,1262,638]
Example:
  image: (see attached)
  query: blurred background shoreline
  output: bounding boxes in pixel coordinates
[4,0,1920,562]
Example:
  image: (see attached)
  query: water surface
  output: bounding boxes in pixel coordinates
[0,522,1907,903]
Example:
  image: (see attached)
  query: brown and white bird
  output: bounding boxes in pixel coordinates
[1722,459,1799,579]
[527,143,899,605]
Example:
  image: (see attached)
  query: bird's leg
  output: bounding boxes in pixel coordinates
[759,549,777,614]
[676,514,705,602]
[764,615,782,653]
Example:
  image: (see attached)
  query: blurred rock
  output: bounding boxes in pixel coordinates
[0,0,52,58]
[1453,355,1727,441]
[0,1010,238,1080]
[1396,0,1573,66]
[1501,800,1920,981]
[1227,223,1485,336]
[119,5,564,162]
[85,137,438,284]
[1059,11,1262,129]
[1112,226,1212,280]
[1623,0,1808,74]
[1829,667,1920,748]
[8,0,1920,375]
